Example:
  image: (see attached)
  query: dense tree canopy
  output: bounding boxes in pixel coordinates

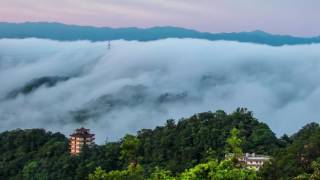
[0,129,123,180]
[136,108,280,174]
[259,123,320,179]
[0,108,319,179]
[89,128,257,180]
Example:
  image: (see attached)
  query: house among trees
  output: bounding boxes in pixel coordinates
[226,153,270,170]
[239,153,270,170]
[69,127,95,155]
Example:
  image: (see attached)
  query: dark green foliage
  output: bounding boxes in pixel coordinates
[89,164,144,180]
[120,135,140,166]
[0,129,122,180]
[89,128,257,180]
[137,108,280,174]
[0,129,68,179]
[89,159,257,180]
[258,122,320,179]
[2,108,319,179]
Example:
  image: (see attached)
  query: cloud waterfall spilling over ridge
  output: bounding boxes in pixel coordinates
[0,38,320,143]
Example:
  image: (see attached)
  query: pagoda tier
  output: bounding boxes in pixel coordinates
[69,127,95,155]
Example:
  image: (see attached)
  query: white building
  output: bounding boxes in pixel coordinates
[239,153,270,170]
[226,153,271,170]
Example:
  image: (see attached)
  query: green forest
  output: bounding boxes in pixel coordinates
[1,108,320,179]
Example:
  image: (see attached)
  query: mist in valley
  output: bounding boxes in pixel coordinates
[0,38,320,143]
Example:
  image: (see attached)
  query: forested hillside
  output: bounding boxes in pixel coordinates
[259,123,320,179]
[0,108,319,179]
[1,22,320,46]
[136,108,279,174]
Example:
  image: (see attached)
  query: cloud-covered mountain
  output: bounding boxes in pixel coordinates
[1,22,320,46]
[0,38,320,143]
[5,76,69,99]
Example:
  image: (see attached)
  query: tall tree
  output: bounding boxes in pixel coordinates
[120,134,140,167]
[226,128,243,158]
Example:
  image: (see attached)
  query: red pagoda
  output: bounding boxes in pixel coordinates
[69,127,95,155]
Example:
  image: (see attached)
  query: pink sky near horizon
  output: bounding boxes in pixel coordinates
[1,0,319,37]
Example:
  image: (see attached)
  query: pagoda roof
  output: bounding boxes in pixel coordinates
[70,127,95,138]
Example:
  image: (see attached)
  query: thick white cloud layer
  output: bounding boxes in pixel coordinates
[0,38,320,143]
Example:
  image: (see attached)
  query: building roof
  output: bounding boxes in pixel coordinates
[245,157,270,161]
[243,153,270,161]
[70,127,95,138]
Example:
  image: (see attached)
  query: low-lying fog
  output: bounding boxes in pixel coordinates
[0,38,319,143]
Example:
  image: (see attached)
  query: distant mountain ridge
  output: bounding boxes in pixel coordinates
[0,22,320,46]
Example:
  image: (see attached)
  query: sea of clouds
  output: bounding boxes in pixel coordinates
[0,38,320,143]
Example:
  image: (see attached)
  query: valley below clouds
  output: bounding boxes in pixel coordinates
[0,38,320,143]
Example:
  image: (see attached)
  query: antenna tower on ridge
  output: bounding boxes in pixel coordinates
[108,41,111,50]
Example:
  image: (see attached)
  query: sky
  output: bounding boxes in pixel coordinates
[0,0,319,36]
